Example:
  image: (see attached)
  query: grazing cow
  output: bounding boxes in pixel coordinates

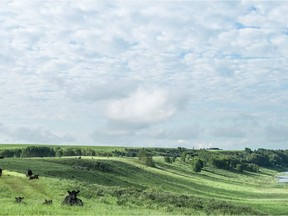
[26,169,33,177]
[29,175,39,180]
[0,168,2,178]
[43,199,52,205]
[0,156,4,159]
[62,190,83,206]
[15,197,24,203]
[78,156,81,159]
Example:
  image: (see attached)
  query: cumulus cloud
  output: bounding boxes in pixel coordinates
[105,87,186,127]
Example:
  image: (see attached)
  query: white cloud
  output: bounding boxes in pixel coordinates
[106,87,186,127]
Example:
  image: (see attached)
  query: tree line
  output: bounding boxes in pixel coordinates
[1,146,288,173]
[0,146,113,158]
[164,147,288,173]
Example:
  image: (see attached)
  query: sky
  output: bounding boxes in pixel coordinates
[0,0,288,150]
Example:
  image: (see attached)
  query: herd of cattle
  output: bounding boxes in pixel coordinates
[0,168,84,206]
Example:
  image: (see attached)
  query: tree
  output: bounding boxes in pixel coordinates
[180,152,188,162]
[247,153,270,166]
[245,148,252,154]
[191,158,204,172]
[55,148,64,158]
[138,149,155,167]
[21,146,55,157]
[172,156,177,163]
[210,156,231,169]
[164,156,172,163]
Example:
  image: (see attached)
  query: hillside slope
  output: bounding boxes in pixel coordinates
[0,156,287,215]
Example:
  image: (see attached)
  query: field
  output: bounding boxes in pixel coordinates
[0,145,288,215]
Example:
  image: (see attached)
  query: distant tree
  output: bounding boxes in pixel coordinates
[180,152,188,162]
[210,156,231,170]
[247,153,270,166]
[0,149,15,158]
[268,154,282,166]
[191,158,204,172]
[63,148,76,156]
[138,149,155,167]
[84,148,96,156]
[73,148,82,156]
[138,149,146,161]
[21,146,55,157]
[245,148,253,154]
[55,148,64,158]
[164,156,172,163]
[172,156,177,163]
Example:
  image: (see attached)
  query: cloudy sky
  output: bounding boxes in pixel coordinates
[0,1,288,150]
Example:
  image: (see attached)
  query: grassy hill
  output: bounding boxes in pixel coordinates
[0,148,288,215]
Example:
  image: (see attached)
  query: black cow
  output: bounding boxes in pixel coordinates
[0,168,2,177]
[29,175,39,180]
[62,190,83,206]
[43,199,53,205]
[15,197,24,203]
[26,169,33,177]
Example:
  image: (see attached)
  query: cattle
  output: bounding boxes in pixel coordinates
[78,157,81,159]
[0,168,2,178]
[15,197,24,203]
[62,190,83,206]
[29,175,39,180]
[26,169,33,177]
[0,156,4,159]
[43,199,52,205]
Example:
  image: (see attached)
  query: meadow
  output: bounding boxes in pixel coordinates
[0,145,288,215]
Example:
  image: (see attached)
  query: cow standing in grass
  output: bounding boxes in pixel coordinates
[0,168,2,177]
[62,190,83,206]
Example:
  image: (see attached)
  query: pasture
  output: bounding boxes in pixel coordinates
[0,146,288,215]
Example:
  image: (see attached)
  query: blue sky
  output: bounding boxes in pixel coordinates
[0,1,288,150]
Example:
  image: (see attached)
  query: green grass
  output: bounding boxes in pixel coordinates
[0,153,288,215]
